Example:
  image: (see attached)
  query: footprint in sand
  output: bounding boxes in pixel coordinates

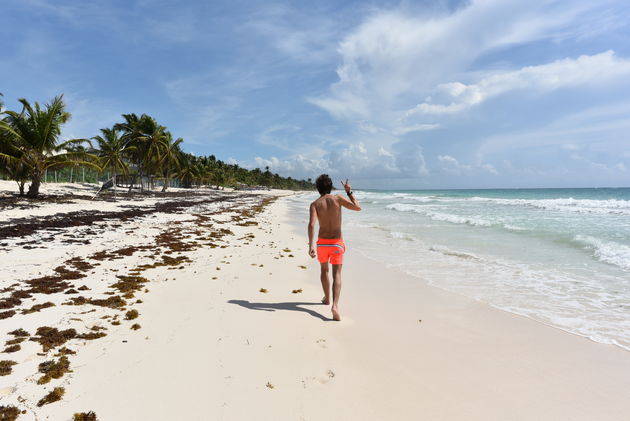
[0,387,16,397]
[315,369,336,384]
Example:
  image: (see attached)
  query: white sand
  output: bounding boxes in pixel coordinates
[1,182,629,420]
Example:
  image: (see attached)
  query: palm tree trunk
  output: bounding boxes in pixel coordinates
[127,175,134,193]
[16,181,25,196]
[162,171,169,192]
[27,174,42,198]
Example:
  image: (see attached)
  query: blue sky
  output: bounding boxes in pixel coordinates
[2,0,630,189]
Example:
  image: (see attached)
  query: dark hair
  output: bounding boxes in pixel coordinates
[316,174,333,195]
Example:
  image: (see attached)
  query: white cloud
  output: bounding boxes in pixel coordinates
[406,51,630,116]
[392,124,440,135]
[252,155,329,179]
[478,102,630,157]
[437,154,497,176]
[309,0,611,124]
[569,153,628,173]
[481,163,498,175]
[241,4,345,65]
[438,154,460,165]
[246,141,429,180]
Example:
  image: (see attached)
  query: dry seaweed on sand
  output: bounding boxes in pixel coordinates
[0,310,16,320]
[8,328,29,337]
[55,347,76,356]
[37,356,71,384]
[76,331,107,340]
[65,257,96,272]
[0,360,17,376]
[111,275,150,298]
[259,288,268,293]
[2,344,20,353]
[130,323,141,330]
[0,296,22,310]
[65,295,127,309]
[74,411,98,421]
[30,327,77,352]
[5,337,25,346]
[21,301,55,314]
[0,405,20,420]
[125,309,139,320]
[23,268,83,295]
[292,289,303,294]
[37,387,65,407]
[89,296,126,308]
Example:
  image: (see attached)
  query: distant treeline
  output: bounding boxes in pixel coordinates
[0,93,315,198]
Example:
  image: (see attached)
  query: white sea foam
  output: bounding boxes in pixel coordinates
[386,203,532,231]
[425,211,494,227]
[406,196,438,203]
[468,197,630,215]
[351,188,630,351]
[575,235,630,270]
[428,245,480,260]
[385,203,424,213]
[390,231,415,241]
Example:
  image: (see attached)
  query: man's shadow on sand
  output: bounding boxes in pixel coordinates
[228,299,330,321]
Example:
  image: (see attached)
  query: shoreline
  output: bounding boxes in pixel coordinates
[1,187,629,420]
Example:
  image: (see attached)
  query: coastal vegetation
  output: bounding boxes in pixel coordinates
[0,94,314,197]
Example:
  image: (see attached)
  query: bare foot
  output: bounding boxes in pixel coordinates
[321,296,330,305]
[331,306,341,321]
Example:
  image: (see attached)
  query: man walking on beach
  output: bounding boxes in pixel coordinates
[308,174,361,321]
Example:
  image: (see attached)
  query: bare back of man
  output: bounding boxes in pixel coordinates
[308,176,361,321]
[312,194,344,239]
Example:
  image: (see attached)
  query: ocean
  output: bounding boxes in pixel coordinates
[289,188,630,351]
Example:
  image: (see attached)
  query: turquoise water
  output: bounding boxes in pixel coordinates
[290,188,630,350]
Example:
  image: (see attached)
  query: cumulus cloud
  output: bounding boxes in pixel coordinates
[406,51,630,116]
[245,141,429,181]
[253,155,329,179]
[309,0,610,125]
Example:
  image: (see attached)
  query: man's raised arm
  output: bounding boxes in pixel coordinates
[338,179,361,211]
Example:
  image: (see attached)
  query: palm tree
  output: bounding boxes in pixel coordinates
[0,95,97,198]
[176,153,198,188]
[158,132,183,191]
[115,113,167,192]
[92,127,132,187]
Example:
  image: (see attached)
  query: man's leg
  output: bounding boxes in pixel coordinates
[331,264,342,321]
[320,262,331,305]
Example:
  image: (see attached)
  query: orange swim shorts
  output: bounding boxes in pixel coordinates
[316,238,346,265]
